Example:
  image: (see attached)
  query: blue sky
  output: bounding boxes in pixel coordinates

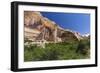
[41,12,90,35]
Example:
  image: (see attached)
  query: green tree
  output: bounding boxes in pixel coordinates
[77,39,90,56]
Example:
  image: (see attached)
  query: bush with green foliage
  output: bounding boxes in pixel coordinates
[77,39,90,58]
[24,39,90,62]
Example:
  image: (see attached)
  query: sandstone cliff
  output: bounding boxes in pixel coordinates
[24,11,83,43]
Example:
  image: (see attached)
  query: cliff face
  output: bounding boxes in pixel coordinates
[24,11,82,43]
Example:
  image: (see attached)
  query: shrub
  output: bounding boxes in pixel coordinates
[24,40,90,62]
[77,39,90,56]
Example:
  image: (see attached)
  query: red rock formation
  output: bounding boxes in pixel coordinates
[24,11,82,43]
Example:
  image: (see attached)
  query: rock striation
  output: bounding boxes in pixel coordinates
[24,11,83,43]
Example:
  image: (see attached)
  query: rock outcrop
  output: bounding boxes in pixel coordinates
[24,11,83,43]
